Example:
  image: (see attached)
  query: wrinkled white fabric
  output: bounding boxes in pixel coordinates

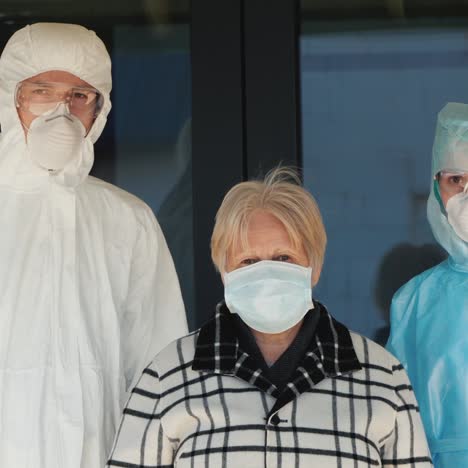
[0,23,188,468]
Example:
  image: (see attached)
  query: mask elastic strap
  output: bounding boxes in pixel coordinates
[20,120,29,133]
[433,178,446,214]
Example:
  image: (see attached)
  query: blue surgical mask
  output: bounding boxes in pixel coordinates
[224,260,314,334]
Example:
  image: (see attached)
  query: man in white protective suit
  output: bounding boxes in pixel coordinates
[0,23,188,468]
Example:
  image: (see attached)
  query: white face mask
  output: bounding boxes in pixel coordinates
[224,260,314,334]
[446,183,468,242]
[26,103,86,171]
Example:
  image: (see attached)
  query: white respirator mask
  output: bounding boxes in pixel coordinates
[26,103,86,171]
[446,182,468,242]
[224,260,314,334]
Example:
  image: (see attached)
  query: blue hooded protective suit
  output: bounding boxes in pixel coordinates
[387,102,468,467]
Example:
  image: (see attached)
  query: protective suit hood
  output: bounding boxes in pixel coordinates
[0,23,112,189]
[427,102,468,270]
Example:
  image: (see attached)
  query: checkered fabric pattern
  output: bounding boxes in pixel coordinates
[107,302,432,468]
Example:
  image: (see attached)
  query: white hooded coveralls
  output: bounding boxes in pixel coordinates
[0,23,188,468]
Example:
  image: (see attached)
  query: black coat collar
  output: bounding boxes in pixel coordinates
[193,301,362,411]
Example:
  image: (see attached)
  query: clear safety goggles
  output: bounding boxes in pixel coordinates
[435,170,468,196]
[15,81,103,117]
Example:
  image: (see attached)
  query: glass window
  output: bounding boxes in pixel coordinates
[299,4,466,343]
[112,23,194,327]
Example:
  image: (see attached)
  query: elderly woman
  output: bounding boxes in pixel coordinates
[107,168,432,467]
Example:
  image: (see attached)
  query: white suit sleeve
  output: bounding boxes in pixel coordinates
[122,205,188,391]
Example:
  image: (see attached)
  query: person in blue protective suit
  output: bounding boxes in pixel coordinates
[387,102,468,467]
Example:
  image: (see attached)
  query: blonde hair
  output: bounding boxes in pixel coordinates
[211,166,327,277]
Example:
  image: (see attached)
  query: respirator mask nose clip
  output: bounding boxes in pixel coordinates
[41,102,73,122]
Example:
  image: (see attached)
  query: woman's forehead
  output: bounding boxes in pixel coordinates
[233,210,302,253]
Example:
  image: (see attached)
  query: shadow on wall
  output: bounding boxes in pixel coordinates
[373,242,447,346]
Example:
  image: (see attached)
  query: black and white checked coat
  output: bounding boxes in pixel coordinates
[107,302,432,468]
